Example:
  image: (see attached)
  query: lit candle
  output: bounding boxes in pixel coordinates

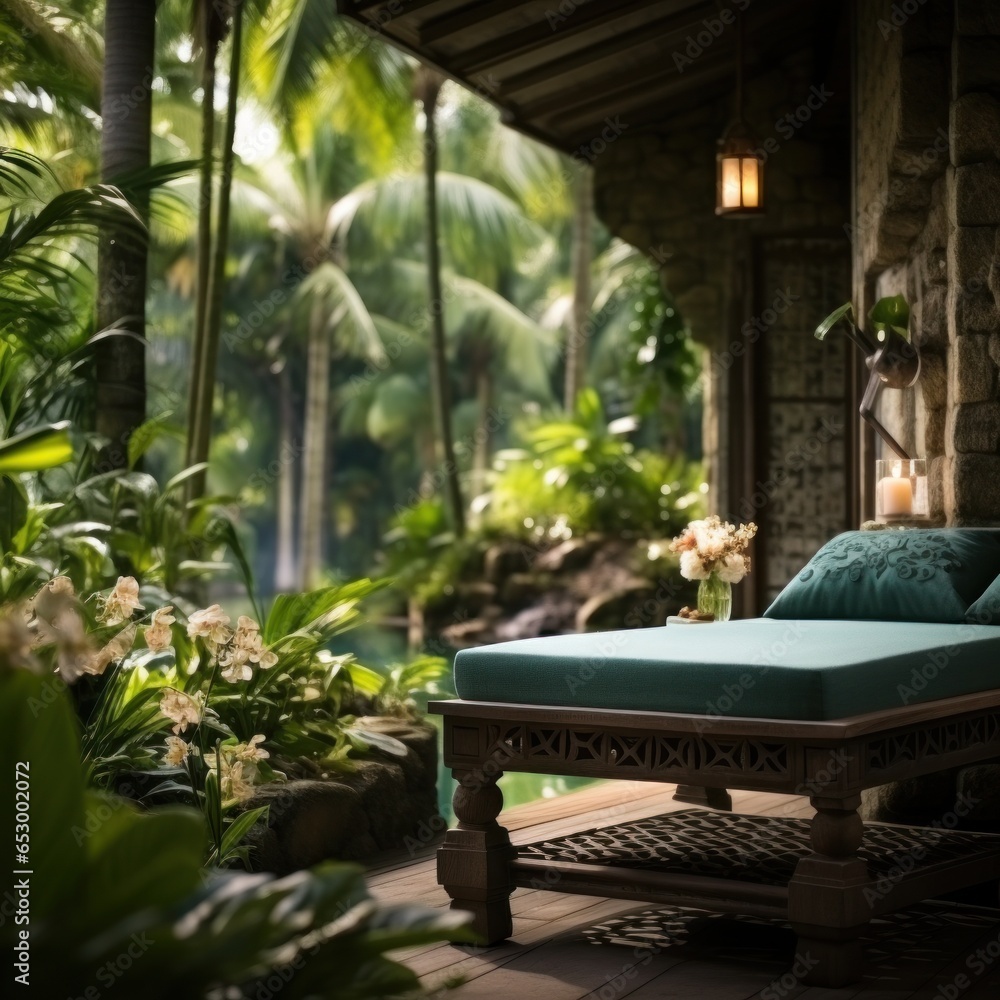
[879,472,913,516]
[721,157,741,208]
[741,157,759,208]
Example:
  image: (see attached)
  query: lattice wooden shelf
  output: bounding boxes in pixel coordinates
[512,809,1000,919]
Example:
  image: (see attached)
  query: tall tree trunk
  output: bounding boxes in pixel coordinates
[185,21,219,471]
[563,163,593,413]
[417,68,465,537]
[188,0,243,499]
[471,351,493,500]
[95,0,155,469]
[297,300,330,589]
[274,359,297,593]
[407,597,424,655]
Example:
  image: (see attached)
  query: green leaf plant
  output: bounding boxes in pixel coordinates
[814,294,911,353]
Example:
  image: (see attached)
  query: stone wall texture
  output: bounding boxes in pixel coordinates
[592,0,1000,547]
[859,0,1000,524]
[593,45,851,524]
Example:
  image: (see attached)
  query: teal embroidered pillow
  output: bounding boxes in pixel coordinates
[764,529,1000,623]
[967,574,1000,624]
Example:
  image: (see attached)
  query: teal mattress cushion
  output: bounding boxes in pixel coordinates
[763,529,1000,623]
[453,620,1000,720]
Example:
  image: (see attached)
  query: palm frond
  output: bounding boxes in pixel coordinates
[294,261,385,363]
[331,171,550,284]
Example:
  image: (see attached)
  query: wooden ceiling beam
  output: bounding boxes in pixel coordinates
[550,4,822,128]
[514,38,735,122]
[554,62,735,140]
[516,66,686,123]
[498,0,721,100]
[418,0,542,45]
[449,0,686,75]
[351,0,452,19]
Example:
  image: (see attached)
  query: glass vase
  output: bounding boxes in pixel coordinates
[697,572,732,622]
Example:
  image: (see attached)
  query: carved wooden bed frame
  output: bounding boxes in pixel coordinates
[430,692,1000,988]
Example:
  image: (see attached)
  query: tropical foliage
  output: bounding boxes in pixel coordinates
[0,664,469,999]
[488,389,703,541]
[1,1,706,991]
[18,569,442,866]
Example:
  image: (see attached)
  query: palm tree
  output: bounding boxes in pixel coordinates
[95,0,156,469]
[414,66,465,537]
[244,0,412,154]
[186,0,244,500]
[0,0,103,162]
[331,90,562,508]
[564,163,593,411]
[345,258,558,501]
[232,127,390,589]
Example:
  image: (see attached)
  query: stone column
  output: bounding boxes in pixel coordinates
[947,0,1000,523]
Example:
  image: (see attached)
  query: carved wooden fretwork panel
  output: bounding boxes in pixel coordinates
[865,712,1000,776]
[485,724,790,778]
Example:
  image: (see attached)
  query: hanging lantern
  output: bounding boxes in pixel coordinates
[715,17,764,217]
[716,122,764,216]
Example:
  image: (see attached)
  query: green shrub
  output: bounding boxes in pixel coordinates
[486,389,704,541]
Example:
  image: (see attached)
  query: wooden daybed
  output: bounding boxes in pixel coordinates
[431,531,1000,988]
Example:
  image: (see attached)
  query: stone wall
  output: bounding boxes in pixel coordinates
[596,50,848,340]
[594,49,850,522]
[857,0,1000,524]
[594,0,1000,530]
[855,0,1000,833]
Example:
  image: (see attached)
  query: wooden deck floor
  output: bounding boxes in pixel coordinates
[368,782,1000,999]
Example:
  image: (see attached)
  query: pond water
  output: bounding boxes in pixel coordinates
[333,624,602,822]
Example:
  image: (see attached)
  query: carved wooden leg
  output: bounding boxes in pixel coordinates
[673,784,733,811]
[788,794,870,988]
[437,768,516,945]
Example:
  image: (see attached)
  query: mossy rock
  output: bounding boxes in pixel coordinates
[249,717,440,874]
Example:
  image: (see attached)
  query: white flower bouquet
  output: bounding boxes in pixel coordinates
[669,515,758,583]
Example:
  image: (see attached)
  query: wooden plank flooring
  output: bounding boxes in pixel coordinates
[369,781,1000,998]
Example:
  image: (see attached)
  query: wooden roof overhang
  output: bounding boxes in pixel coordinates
[336,0,831,156]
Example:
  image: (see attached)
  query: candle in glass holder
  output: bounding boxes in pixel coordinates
[879,473,913,515]
[875,458,928,521]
